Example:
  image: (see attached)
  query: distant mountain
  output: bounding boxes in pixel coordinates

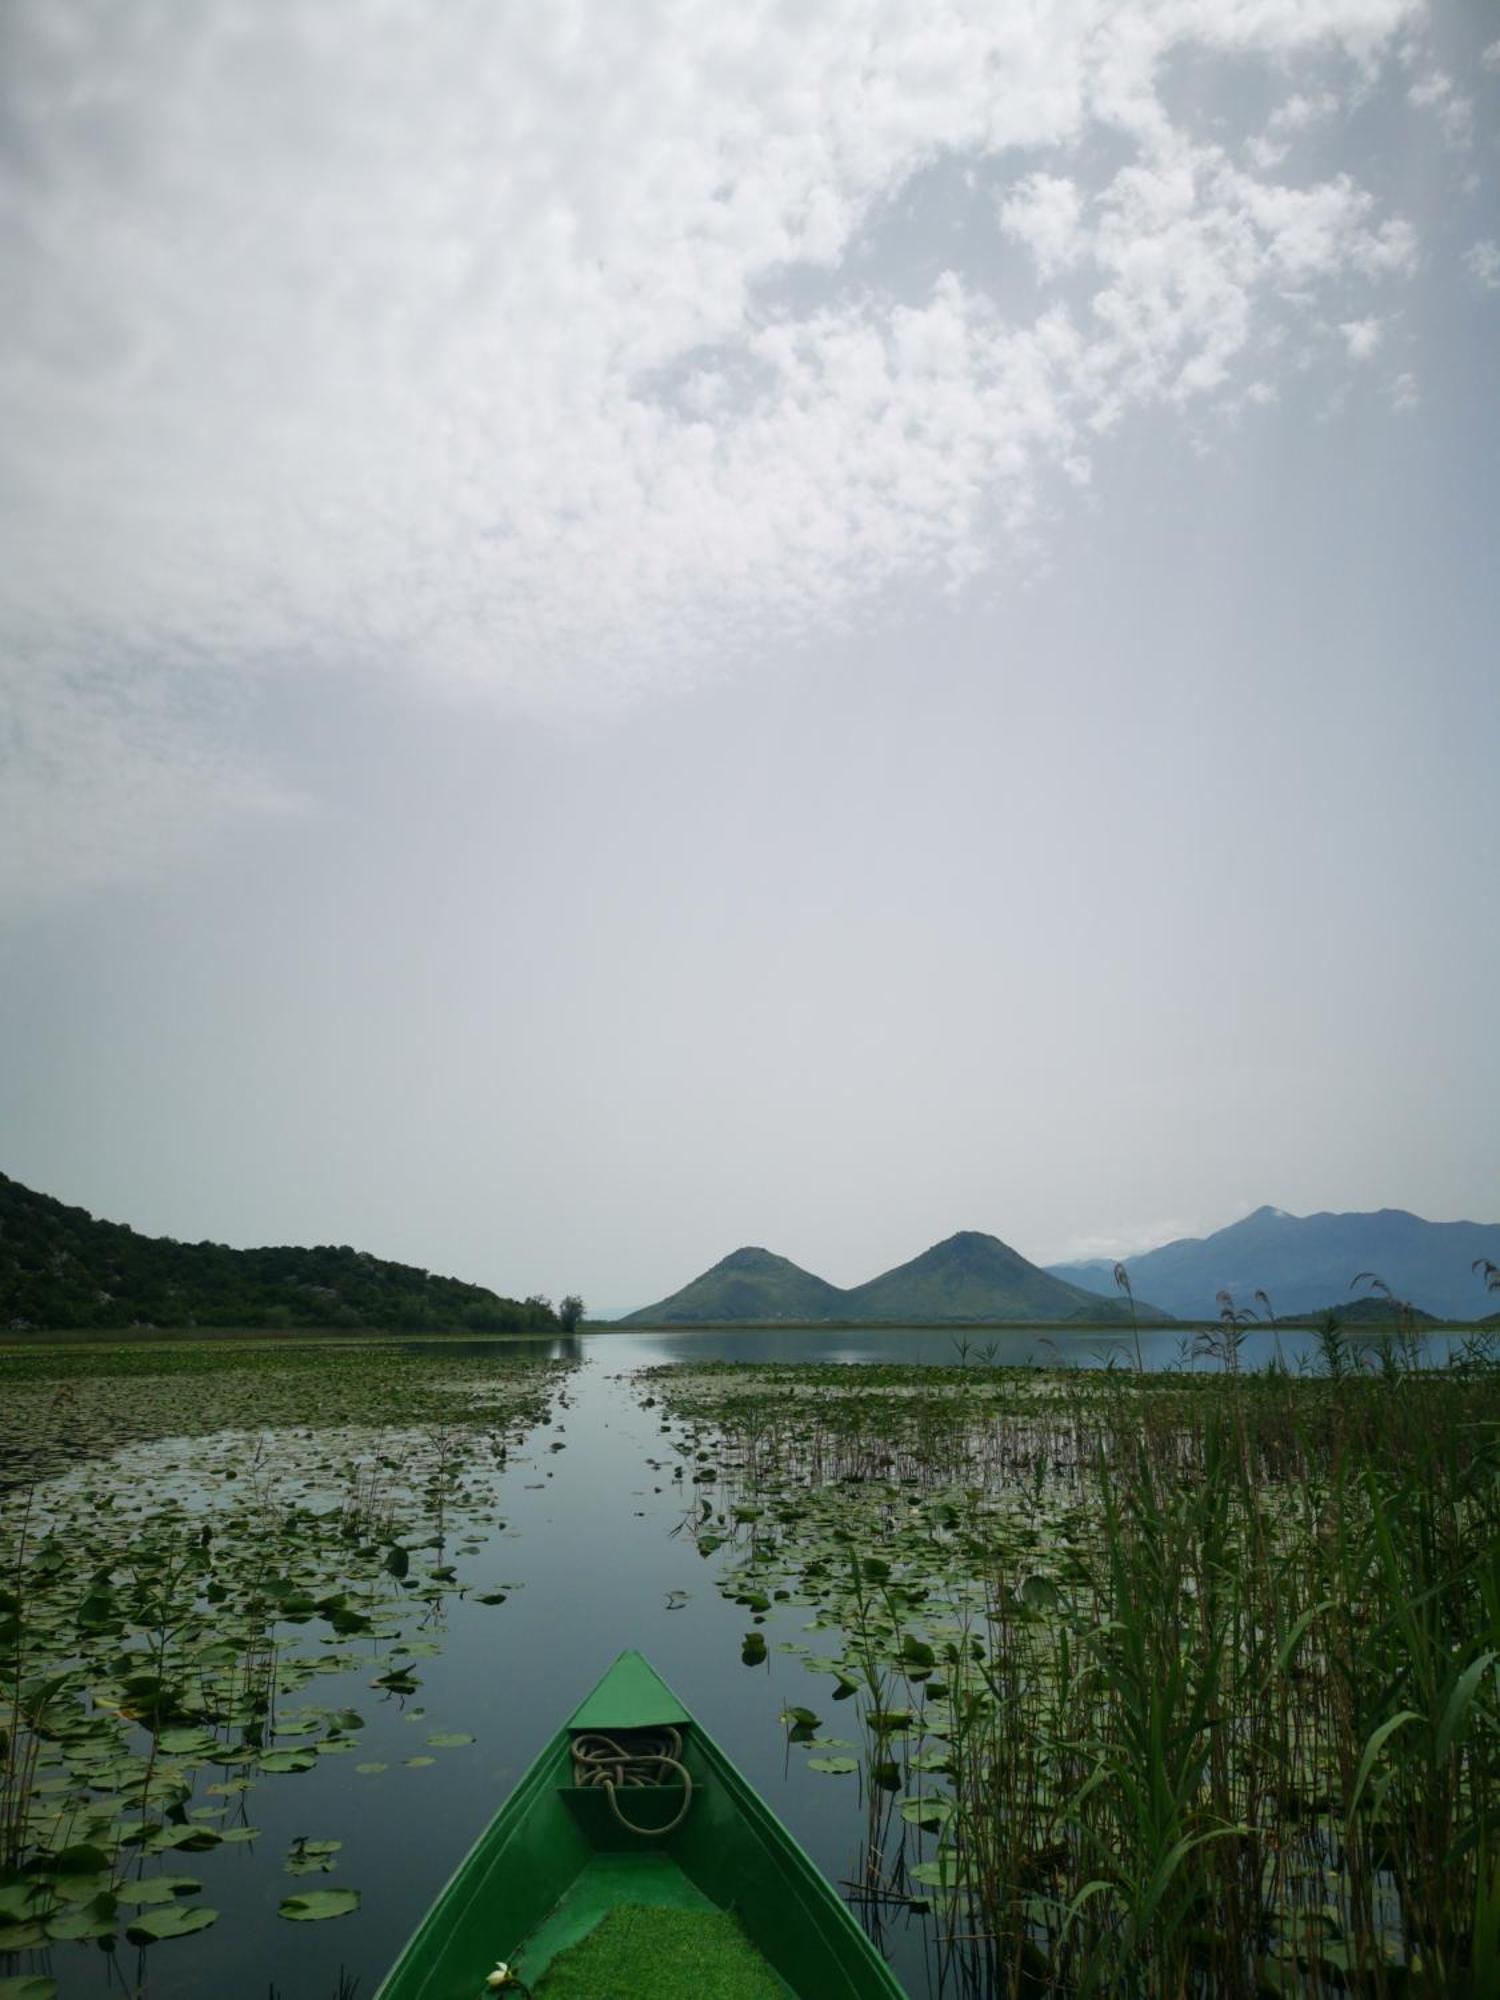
[619,1247,847,1325]
[0,1171,558,1334]
[1048,1206,1500,1323]
[623,1232,1169,1325]
[842,1231,1162,1324]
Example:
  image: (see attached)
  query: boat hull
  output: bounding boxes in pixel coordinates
[374,1651,906,1999]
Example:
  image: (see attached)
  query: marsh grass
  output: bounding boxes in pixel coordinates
[651,1352,1500,1997]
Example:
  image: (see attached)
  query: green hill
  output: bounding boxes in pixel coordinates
[843,1231,1160,1324]
[1250,1296,1440,1328]
[0,1172,558,1334]
[620,1247,847,1325]
[622,1232,1170,1325]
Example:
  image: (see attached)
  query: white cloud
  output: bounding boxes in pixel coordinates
[1407,71,1473,147]
[1388,370,1420,411]
[1466,240,1500,291]
[0,0,1432,898]
[1485,40,1500,73]
[1048,1219,1199,1264]
[1245,88,1342,168]
[1340,316,1383,358]
[1408,71,1450,105]
[999,175,1087,277]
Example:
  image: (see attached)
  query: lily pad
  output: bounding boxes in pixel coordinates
[125,1903,220,1943]
[278,1889,361,1922]
[114,1877,202,1905]
[261,1747,318,1774]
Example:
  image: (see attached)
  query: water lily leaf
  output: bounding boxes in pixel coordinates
[147,1822,222,1851]
[285,1837,342,1876]
[114,1877,202,1905]
[261,1748,318,1774]
[278,1889,361,1922]
[46,1892,117,1941]
[0,1979,60,2000]
[403,1755,436,1768]
[807,1756,858,1774]
[51,1841,112,1874]
[156,1728,218,1757]
[125,1903,220,1942]
[355,1762,387,1775]
[1021,1575,1060,1612]
[910,1856,970,1891]
[740,1633,767,1666]
[900,1797,954,1829]
[426,1733,474,1748]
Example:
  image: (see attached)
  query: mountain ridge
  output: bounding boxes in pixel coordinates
[1047,1205,1500,1323]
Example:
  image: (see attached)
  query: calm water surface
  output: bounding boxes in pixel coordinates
[29,1324,1479,2000]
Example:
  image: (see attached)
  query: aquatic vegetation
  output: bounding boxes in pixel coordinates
[648,1357,1500,1998]
[1,1341,568,1984]
[0,1336,565,1486]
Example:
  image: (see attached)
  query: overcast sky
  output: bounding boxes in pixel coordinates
[2,1,1496,1313]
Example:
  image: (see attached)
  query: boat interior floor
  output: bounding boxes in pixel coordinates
[520,1855,794,1997]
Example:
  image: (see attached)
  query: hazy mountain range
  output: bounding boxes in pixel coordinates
[625,1207,1500,1326]
[1046,1206,1500,1324]
[621,1233,1167,1326]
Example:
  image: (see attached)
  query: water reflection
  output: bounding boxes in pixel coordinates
[581,1322,1475,1372]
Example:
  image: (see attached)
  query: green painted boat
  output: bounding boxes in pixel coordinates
[374,1650,907,1999]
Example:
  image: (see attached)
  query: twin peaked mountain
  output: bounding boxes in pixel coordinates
[621,1231,1158,1326]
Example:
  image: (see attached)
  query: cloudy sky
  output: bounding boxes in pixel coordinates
[2,0,1496,1312]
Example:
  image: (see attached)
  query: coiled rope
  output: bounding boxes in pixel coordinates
[570,1726,693,1837]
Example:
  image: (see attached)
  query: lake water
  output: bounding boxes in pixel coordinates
[13,1323,1485,1999]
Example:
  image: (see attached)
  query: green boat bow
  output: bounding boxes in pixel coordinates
[374,1650,906,1999]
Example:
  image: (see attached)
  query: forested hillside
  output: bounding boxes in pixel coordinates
[0,1172,558,1333]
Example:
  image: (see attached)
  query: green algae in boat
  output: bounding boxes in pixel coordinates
[374,1651,906,2000]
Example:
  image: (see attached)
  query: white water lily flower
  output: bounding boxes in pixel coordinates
[485,1965,512,1991]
